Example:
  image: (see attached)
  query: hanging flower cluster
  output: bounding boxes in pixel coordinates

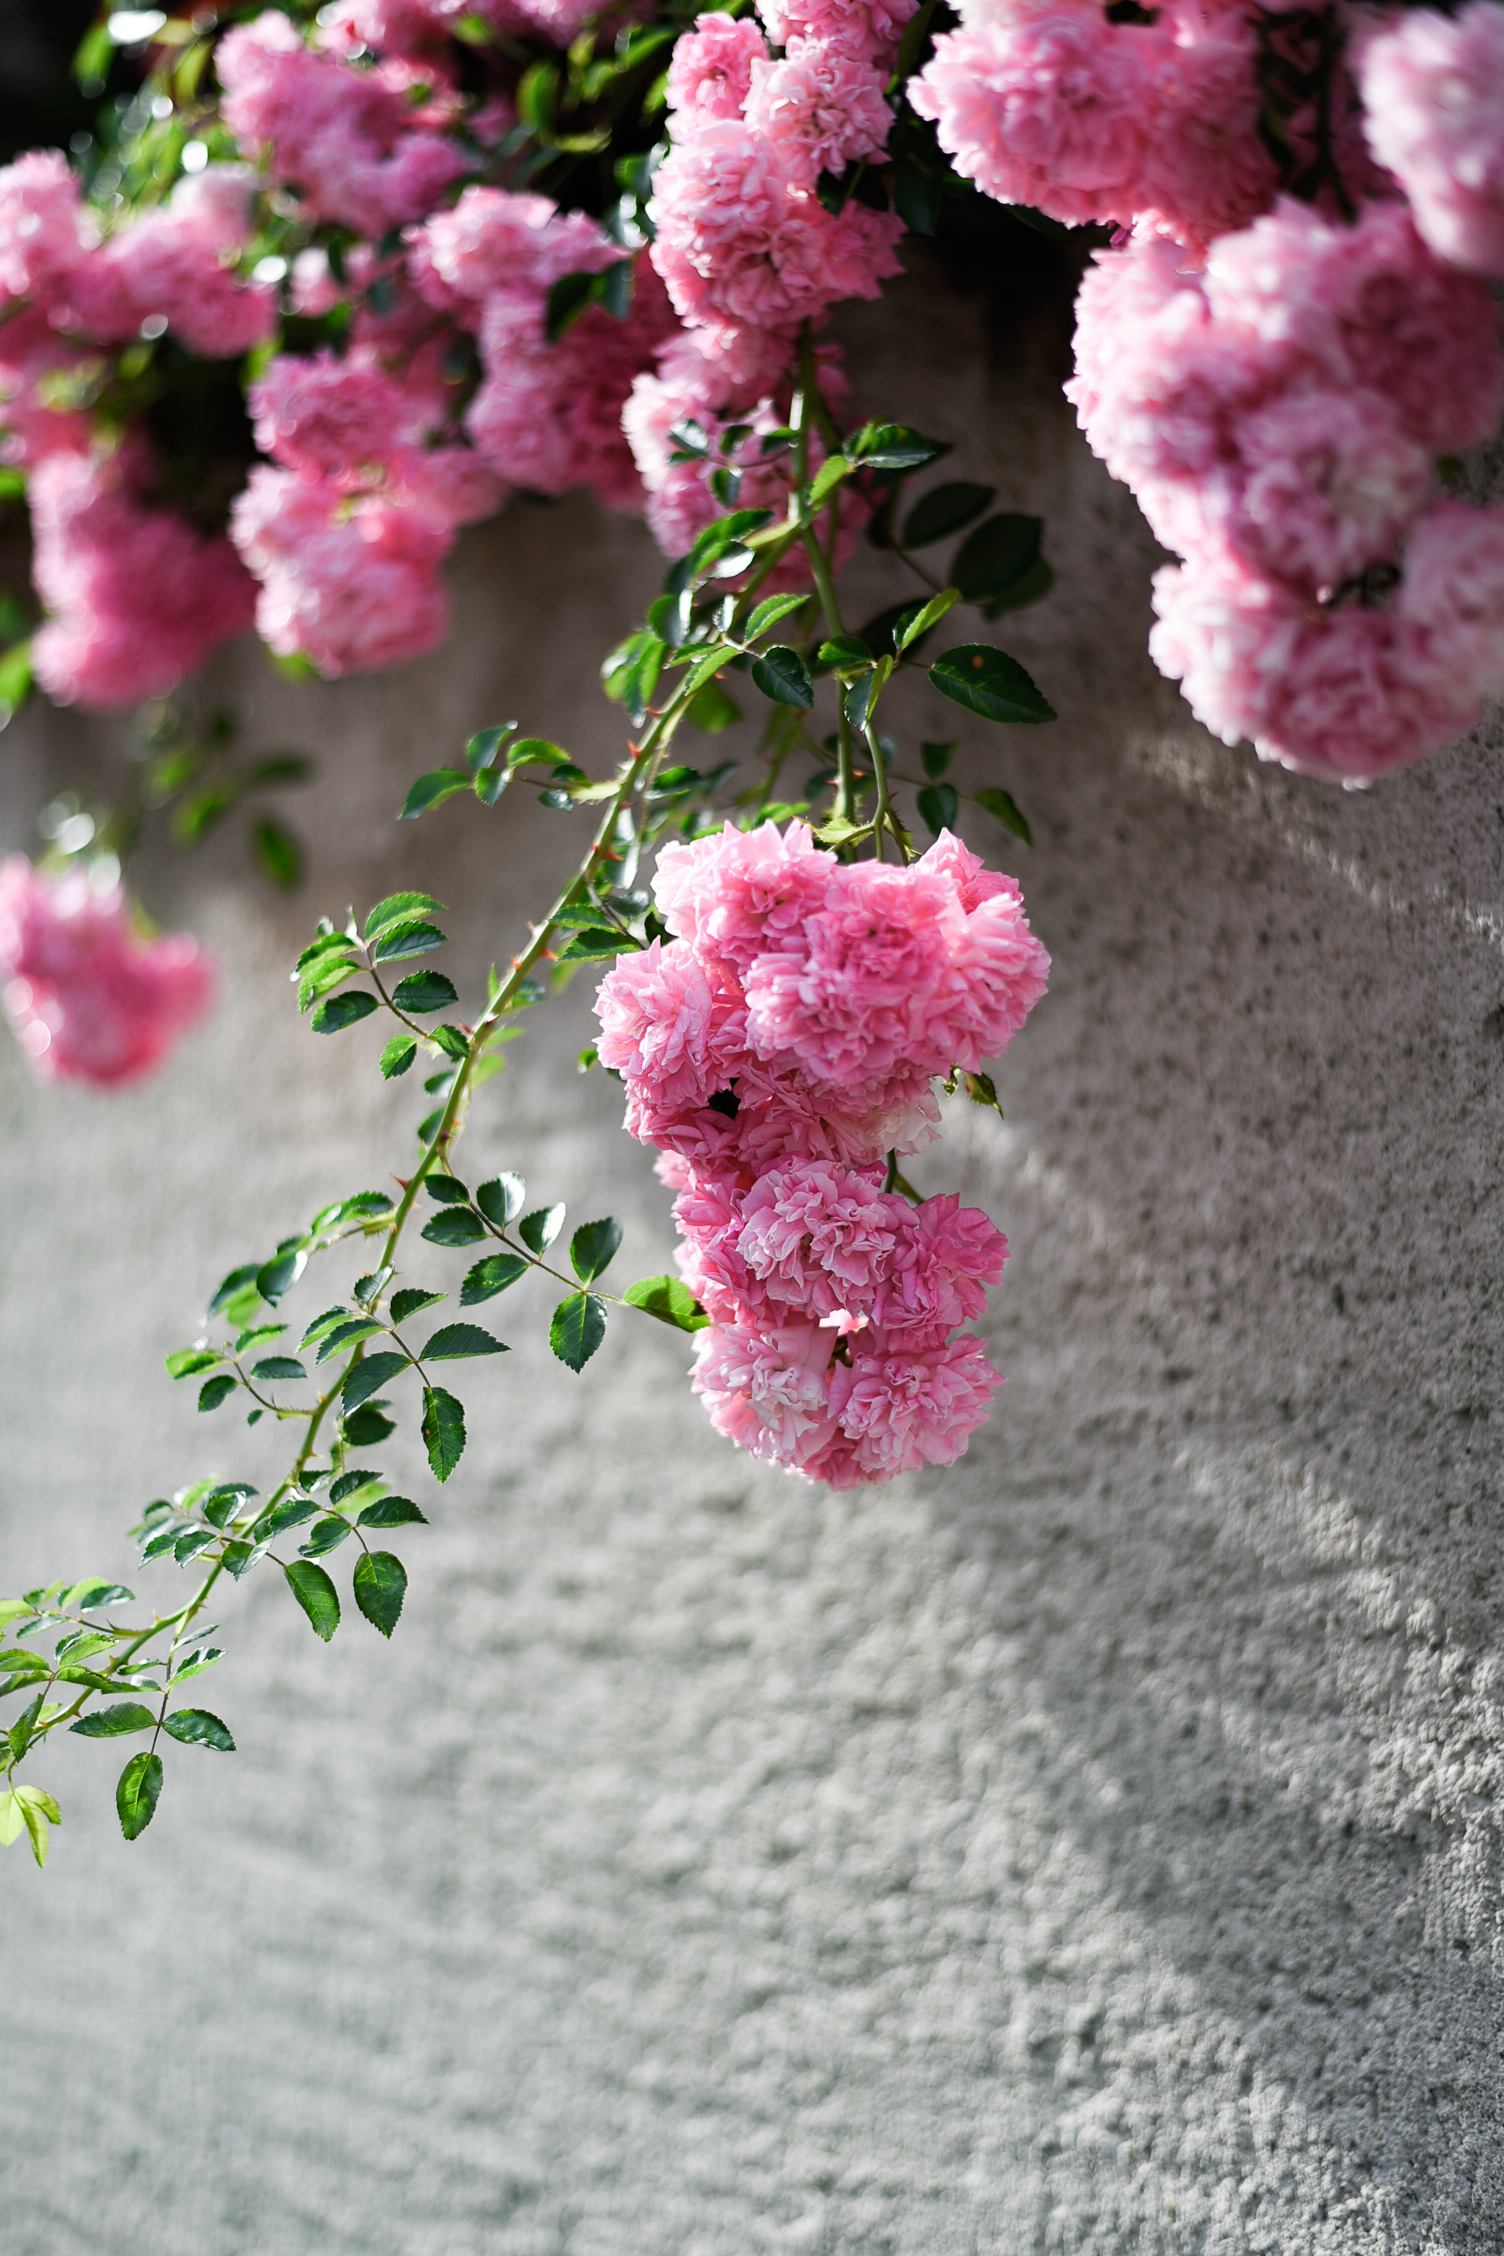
[0,855,211,1086]
[596,822,1049,1485]
[915,0,1504,782]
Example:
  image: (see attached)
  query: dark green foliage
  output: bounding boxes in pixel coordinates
[299,1516,356,1557]
[284,1562,340,1642]
[902,483,995,548]
[750,646,814,709]
[70,1703,156,1738]
[311,990,379,1034]
[116,1752,163,1840]
[421,1387,466,1483]
[342,1403,396,1447]
[356,1497,427,1529]
[198,1374,238,1412]
[162,1709,234,1752]
[460,1255,528,1304]
[550,1293,607,1371]
[974,785,1033,844]
[918,784,960,837]
[366,892,444,937]
[421,1207,487,1248]
[341,1351,408,1410]
[929,646,1056,725]
[353,1552,407,1638]
[392,971,458,1014]
[476,1175,525,1228]
[569,1218,622,1283]
[422,1324,506,1360]
[399,770,471,820]
[390,1288,445,1323]
[370,920,446,964]
[951,515,1043,606]
[519,1204,565,1253]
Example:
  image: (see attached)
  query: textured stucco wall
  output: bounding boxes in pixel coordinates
[4,239,1504,2253]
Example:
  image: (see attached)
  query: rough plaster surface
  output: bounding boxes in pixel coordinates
[4,242,1504,2253]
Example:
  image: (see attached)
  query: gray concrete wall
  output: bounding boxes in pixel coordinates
[3,241,1504,2252]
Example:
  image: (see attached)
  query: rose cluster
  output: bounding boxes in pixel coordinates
[595,822,1049,1485]
[0,856,212,1087]
[915,0,1504,783]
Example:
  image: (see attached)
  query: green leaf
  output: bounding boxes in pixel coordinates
[858,602,933,660]
[505,736,571,773]
[750,645,813,710]
[312,990,379,1034]
[17,1790,53,1868]
[399,769,471,820]
[464,725,512,774]
[299,954,361,1016]
[929,645,1056,725]
[116,1751,164,1841]
[370,920,446,965]
[198,1374,238,1413]
[845,422,949,472]
[201,1482,256,1526]
[70,1702,157,1739]
[422,1323,507,1360]
[284,1561,340,1642]
[342,1403,396,1447]
[366,891,445,938]
[313,1190,394,1229]
[518,1203,565,1253]
[64,1579,133,1613]
[985,554,1054,615]
[299,1516,355,1557]
[973,785,1033,844]
[251,1355,306,1381]
[341,1351,409,1410]
[901,482,996,548]
[167,1348,220,1380]
[357,1497,428,1528]
[380,1036,417,1079]
[622,1274,710,1332]
[353,1551,408,1639]
[550,1292,607,1371]
[475,766,507,807]
[420,1206,487,1248]
[460,1254,528,1304]
[952,514,1043,605]
[221,1539,266,1579]
[424,1174,471,1204]
[476,1174,525,1228]
[162,1708,234,1752]
[747,593,808,638]
[808,454,850,509]
[963,1069,1003,1112]
[569,1217,622,1283]
[314,1319,386,1364]
[917,783,959,837]
[390,1287,445,1323]
[421,1387,466,1483]
[555,927,632,962]
[0,1790,25,1847]
[898,588,961,652]
[256,1246,307,1303]
[260,1496,319,1538]
[392,970,458,1014]
[817,635,873,675]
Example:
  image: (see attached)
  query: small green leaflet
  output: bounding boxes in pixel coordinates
[556,928,632,962]
[116,1751,163,1841]
[898,589,961,652]
[750,645,813,710]
[354,1551,407,1639]
[312,990,379,1034]
[550,1292,607,1372]
[314,1319,385,1365]
[460,1254,528,1304]
[341,1351,409,1410]
[252,1356,306,1381]
[162,1709,235,1752]
[356,1497,427,1528]
[284,1561,340,1642]
[166,1348,219,1380]
[259,1496,319,1537]
[422,1323,506,1360]
[901,481,996,548]
[70,1702,157,1738]
[390,1287,445,1322]
[808,454,850,509]
[257,1247,307,1303]
[623,1275,710,1332]
[399,768,471,820]
[746,593,807,638]
[845,421,948,471]
[65,1579,133,1612]
[974,785,1032,845]
[569,1217,622,1283]
[476,1175,525,1227]
[425,1174,471,1203]
[299,1516,355,1557]
[951,513,1042,605]
[929,645,1056,725]
[421,1207,486,1248]
[199,1375,237,1413]
[2,1785,60,1868]
[421,1386,466,1483]
[366,891,444,937]
[392,970,458,1014]
[370,920,446,965]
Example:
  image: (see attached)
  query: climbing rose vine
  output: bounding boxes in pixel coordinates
[0,0,1501,1863]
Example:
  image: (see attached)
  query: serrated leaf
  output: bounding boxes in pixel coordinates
[845,422,948,472]
[420,1206,487,1248]
[929,645,1056,725]
[460,1254,528,1304]
[518,1203,565,1253]
[342,1403,396,1447]
[917,783,959,837]
[259,1496,319,1538]
[299,1515,355,1557]
[808,454,850,509]
[476,1174,525,1227]
[556,927,632,962]
[464,726,511,774]
[569,1217,622,1283]
[0,1791,25,1847]
[198,1374,238,1413]
[902,481,996,548]
[380,1035,417,1079]
[952,513,1043,604]
[817,635,873,676]
[399,769,471,820]
[366,891,444,938]
[311,990,379,1035]
[201,1483,256,1527]
[221,1539,268,1579]
[353,1551,407,1639]
[166,1348,220,1381]
[390,1287,445,1323]
[898,588,961,652]
[424,1174,471,1204]
[550,1292,607,1372]
[284,1561,340,1642]
[622,1274,710,1331]
[421,1387,466,1483]
[370,920,446,965]
[256,1246,307,1304]
[750,645,813,710]
[422,1322,506,1360]
[298,951,359,1012]
[70,1702,156,1739]
[250,1355,305,1382]
[116,1751,163,1840]
[356,1497,428,1528]
[747,593,808,638]
[315,1319,386,1365]
[341,1351,409,1410]
[392,970,458,1015]
[173,1529,219,1564]
[963,1069,1002,1112]
[973,785,1032,844]
[162,1708,234,1752]
[64,1579,133,1613]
